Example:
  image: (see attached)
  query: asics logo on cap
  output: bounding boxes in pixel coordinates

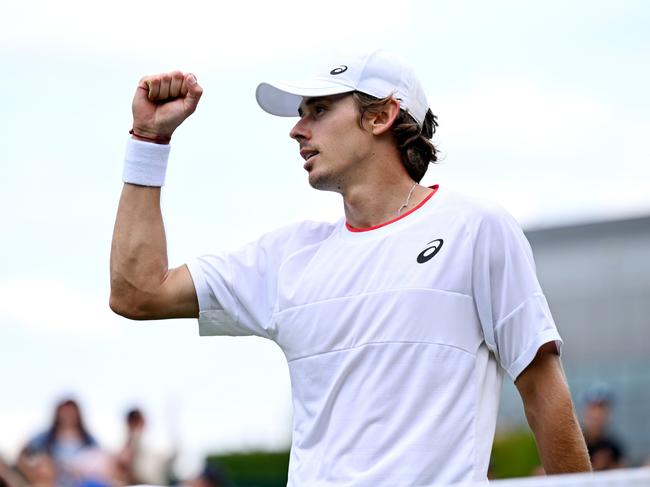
[330,65,348,75]
[416,239,444,264]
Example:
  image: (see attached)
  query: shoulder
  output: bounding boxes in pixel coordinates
[255,219,339,254]
[434,187,532,267]
[85,433,98,446]
[437,186,522,233]
[190,219,338,279]
[26,431,50,451]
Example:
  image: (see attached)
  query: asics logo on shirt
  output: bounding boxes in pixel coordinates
[416,239,444,264]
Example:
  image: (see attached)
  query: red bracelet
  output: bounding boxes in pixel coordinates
[129,129,171,144]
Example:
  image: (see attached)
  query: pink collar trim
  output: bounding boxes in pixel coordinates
[345,185,439,233]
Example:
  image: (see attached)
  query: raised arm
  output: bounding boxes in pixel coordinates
[110,71,203,320]
[515,342,592,474]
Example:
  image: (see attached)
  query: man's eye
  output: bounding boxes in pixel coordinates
[314,106,327,115]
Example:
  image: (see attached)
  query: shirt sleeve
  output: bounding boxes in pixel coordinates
[471,205,562,380]
[185,229,288,339]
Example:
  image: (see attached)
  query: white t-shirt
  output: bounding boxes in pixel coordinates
[186,186,561,486]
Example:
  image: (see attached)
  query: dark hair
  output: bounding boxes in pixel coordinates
[351,91,439,182]
[43,399,95,453]
[126,408,144,425]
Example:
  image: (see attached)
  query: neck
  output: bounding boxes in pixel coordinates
[334,137,431,229]
[343,178,431,229]
[57,426,83,440]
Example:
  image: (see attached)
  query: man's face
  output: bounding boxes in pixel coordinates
[290,93,374,192]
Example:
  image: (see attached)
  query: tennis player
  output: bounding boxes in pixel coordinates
[110,49,591,485]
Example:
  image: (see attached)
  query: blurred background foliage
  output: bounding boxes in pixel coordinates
[206,430,540,486]
[490,430,541,478]
[207,451,289,487]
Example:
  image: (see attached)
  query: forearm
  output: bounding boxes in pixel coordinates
[516,344,591,474]
[523,383,591,473]
[110,183,169,318]
[110,71,203,319]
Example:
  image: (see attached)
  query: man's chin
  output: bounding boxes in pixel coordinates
[307,172,340,193]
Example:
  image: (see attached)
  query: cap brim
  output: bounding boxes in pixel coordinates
[256,79,355,117]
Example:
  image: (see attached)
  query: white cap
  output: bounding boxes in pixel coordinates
[256,49,429,127]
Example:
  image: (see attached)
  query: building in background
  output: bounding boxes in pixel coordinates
[498,215,650,466]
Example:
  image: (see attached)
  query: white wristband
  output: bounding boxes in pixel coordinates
[122,138,171,187]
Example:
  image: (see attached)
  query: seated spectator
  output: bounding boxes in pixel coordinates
[115,407,174,485]
[15,453,56,487]
[1,456,30,487]
[581,383,625,470]
[115,408,145,484]
[589,438,624,470]
[17,397,113,487]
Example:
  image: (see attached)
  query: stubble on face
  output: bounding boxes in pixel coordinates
[297,94,373,194]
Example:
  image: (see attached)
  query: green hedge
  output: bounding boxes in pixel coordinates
[207,450,290,487]
[490,429,541,478]
[207,431,540,485]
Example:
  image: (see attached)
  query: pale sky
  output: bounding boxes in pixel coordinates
[1,0,649,476]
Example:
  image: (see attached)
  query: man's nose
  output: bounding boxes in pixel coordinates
[290,117,311,141]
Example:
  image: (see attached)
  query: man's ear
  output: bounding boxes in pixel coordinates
[368,98,401,136]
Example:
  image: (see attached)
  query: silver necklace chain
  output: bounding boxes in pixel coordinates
[397,182,418,216]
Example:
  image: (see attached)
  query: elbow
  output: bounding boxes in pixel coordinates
[109,293,140,320]
[109,269,161,320]
[109,288,154,320]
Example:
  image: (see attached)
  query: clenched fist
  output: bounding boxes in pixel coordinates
[131,71,203,141]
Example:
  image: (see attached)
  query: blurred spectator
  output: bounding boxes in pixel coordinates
[115,407,175,485]
[15,453,57,487]
[581,383,625,470]
[589,438,623,470]
[17,397,115,487]
[115,408,145,484]
[1,456,28,487]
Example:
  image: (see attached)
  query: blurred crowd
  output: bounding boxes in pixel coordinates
[2,385,649,487]
[0,398,230,487]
